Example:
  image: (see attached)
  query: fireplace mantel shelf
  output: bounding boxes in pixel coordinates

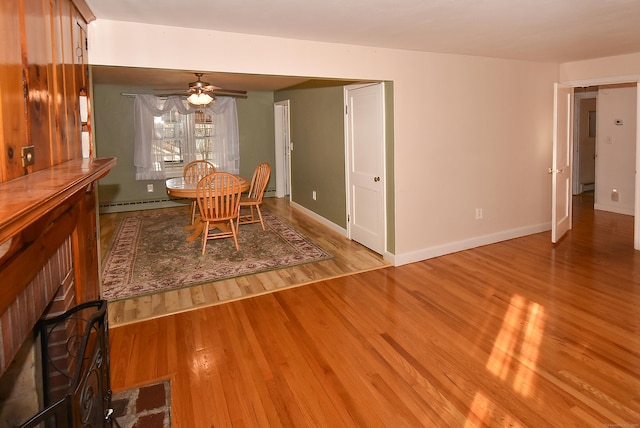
[0,157,116,245]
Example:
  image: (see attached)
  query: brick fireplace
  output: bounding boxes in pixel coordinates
[0,158,115,426]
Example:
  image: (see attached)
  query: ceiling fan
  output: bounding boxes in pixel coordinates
[155,73,247,105]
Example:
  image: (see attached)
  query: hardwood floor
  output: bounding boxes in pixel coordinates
[100,197,390,326]
[108,193,640,427]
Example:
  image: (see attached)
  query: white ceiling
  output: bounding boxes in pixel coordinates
[87,0,640,90]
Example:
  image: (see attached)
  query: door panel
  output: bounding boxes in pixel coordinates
[552,83,573,243]
[346,84,385,254]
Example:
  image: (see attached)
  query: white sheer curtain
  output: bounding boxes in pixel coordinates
[134,94,239,180]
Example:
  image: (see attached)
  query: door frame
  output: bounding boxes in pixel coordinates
[274,100,291,199]
[563,75,640,250]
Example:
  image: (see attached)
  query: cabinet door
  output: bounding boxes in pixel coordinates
[0,0,28,182]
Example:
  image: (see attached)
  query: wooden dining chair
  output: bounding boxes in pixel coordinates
[184,160,216,224]
[196,172,242,254]
[238,162,271,230]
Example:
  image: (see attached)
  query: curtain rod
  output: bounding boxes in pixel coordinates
[120,93,168,97]
[120,92,246,99]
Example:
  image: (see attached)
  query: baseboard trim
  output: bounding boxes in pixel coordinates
[393,222,551,266]
[289,201,347,236]
[594,203,634,216]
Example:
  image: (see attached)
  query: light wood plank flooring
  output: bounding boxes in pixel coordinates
[100,197,390,326]
[109,193,640,427]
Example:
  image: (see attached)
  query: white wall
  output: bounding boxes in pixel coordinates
[89,20,560,265]
[595,86,637,215]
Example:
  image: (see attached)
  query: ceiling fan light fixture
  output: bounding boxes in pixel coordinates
[187,92,214,106]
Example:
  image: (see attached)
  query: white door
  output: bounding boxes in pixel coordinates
[274,100,291,198]
[552,83,573,243]
[345,83,385,254]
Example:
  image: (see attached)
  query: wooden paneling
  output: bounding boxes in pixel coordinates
[0,0,28,181]
[0,0,89,182]
[72,181,100,302]
[23,0,55,169]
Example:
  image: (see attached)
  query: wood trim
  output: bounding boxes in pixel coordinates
[71,0,95,23]
[0,157,116,245]
[0,202,79,316]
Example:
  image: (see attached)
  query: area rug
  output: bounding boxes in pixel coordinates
[111,380,171,427]
[101,207,333,301]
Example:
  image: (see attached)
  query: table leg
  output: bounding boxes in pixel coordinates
[185,218,204,242]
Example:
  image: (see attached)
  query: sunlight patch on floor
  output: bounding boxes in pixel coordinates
[486,294,546,397]
[464,391,526,428]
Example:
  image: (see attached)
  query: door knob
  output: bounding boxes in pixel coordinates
[374,176,380,182]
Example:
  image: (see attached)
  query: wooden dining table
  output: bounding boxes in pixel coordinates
[166,175,250,242]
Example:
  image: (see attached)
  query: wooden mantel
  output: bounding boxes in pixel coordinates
[0,158,116,245]
[0,157,116,320]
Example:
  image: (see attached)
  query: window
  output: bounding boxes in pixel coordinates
[193,111,214,161]
[153,109,215,176]
[134,95,239,180]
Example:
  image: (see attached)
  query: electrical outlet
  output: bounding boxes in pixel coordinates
[21,145,35,167]
[147,184,154,193]
[611,189,619,202]
[312,191,317,200]
[475,208,483,220]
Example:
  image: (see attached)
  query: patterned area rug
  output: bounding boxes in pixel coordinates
[111,381,171,427]
[101,207,332,301]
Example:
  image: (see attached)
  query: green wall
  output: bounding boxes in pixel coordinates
[93,84,276,211]
[237,92,276,180]
[274,86,347,227]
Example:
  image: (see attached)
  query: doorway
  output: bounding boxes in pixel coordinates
[274,100,291,199]
[573,89,598,195]
[558,79,640,249]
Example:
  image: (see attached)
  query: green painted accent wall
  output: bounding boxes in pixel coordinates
[92,84,275,210]
[274,86,347,227]
[237,92,276,180]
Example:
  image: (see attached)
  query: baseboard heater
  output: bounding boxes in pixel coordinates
[99,190,278,213]
[99,198,185,213]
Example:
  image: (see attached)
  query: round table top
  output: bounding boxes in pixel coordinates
[166,175,249,199]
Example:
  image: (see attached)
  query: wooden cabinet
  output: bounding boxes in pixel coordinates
[0,0,29,181]
[0,0,94,182]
